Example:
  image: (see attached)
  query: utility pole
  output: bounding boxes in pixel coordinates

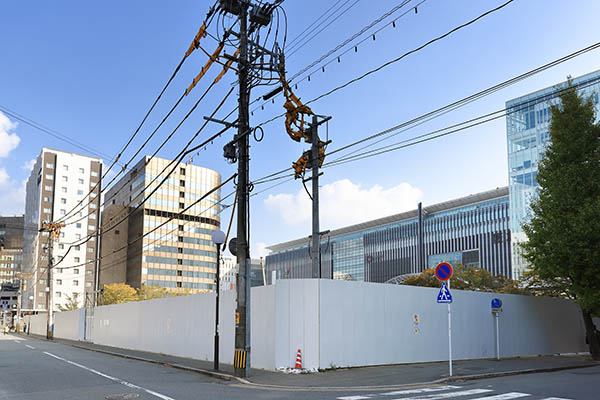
[234,1,251,378]
[306,115,331,279]
[46,233,54,339]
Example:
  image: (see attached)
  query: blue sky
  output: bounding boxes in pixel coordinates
[1,0,599,257]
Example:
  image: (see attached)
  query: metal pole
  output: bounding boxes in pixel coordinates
[46,235,54,339]
[234,1,251,378]
[311,115,320,279]
[214,243,221,370]
[16,278,22,332]
[447,279,452,376]
[495,311,500,360]
[93,163,103,306]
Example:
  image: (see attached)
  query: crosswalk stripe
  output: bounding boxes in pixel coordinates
[397,388,493,400]
[469,393,531,400]
[383,386,460,396]
[337,396,372,400]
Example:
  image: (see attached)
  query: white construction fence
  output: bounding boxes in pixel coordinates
[33,279,597,370]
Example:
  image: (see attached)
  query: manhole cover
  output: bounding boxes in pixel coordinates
[105,394,140,400]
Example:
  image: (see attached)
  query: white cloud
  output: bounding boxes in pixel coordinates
[0,177,26,215]
[22,158,36,171]
[0,168,8,186]
[252,242,270,259]
[0,112,20,158]
[264,179,423,230]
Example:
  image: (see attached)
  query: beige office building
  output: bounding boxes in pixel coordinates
[100,156,221,293]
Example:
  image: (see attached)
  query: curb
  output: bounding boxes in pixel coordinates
[22,334,599,392]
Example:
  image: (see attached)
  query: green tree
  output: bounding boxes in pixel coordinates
[403,264,527,294]
[58,293,80,311]
[521,81,600,359]
[102,283,138,305]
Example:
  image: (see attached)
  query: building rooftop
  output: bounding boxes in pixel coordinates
[266,186,509,253]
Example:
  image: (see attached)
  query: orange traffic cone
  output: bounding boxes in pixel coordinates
[295,349,302,369]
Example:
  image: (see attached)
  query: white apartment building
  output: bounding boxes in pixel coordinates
[22,148,102,311]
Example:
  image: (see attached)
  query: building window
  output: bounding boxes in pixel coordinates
[88,225,95,231]
[73,268,79,273]
[74,258,80,263]
[180,168,186,175]
[91,171,98,177]
[89,214,96,220]
[73,280,79,286]
[45,185,53,191]
[39,292,45,297]
[75,234,81,240]
[62,176,68,182]
[76,223,82,228]
[179,191,185,198]
[46,163,54,169]
[86,282,92,287]
[43,207,51,213]
[62,187,67,193]
[60,209,66,215]
[90,203,97,209]
[78,178,84,184]
[61,198,67,204]
[57,268,63,273]
[58,244,64,249]
[177,248,183,254]
[55,292,61,298]
[43,196,52,202]
[179,180,185,187]
[87,247,94,253]
[177,259,183,265]
[179,203,185,209]
[77,190,83,195]
[177,270,182,276]
[63,165,68,171]
[79,168,85,174]
[178,225,184,231]
[56,279,62,285]
[115,230,120,235]
[176,282,182,288]
[74,245,80,251]
[45,174,54,180]
[178,236,183,242]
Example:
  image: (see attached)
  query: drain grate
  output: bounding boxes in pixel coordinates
[105,394,140,400]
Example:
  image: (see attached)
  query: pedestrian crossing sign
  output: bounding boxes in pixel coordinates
[437,282,453,303]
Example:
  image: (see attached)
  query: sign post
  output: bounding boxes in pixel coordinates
[491,298,502,360]
[435,262,454,377]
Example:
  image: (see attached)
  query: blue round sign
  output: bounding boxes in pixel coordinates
[435,262,453,281]
[491,298,502,309]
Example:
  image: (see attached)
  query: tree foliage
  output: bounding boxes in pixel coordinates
[521,82,600,359]
[102,283,138,305]
[58,292,81,311]
[136,285,170,301]
[402,264,528,294]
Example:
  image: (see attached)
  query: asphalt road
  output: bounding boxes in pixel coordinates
[1,334,598,400]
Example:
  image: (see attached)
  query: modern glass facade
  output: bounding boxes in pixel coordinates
[506,70,600,279]
[266,187,511,282]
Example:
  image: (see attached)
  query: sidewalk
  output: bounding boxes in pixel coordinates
[24,334,599,389]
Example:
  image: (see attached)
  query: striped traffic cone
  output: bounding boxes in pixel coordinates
[295,349,302,369]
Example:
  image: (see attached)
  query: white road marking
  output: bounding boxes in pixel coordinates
[25,344,35,349]
[540,398,573,400]
[43,351,175,400]
[383,386,460,396]
[398,388,493,399]
[470,393,531,400]
[337,396,373,400]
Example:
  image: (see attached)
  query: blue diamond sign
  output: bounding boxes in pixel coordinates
[437,282,453,304]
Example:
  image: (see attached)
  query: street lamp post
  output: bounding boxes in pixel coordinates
[211,230,225,371]
[28,295,33,335]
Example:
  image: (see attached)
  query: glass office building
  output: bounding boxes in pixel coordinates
[506,70,600,279]
[266,187,511,282]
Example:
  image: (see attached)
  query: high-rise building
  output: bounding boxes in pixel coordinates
[506,70,600,279]
[0,216,24,286]
[266,187,511,282]
[22,148,102,311]
[99,156,221,292]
